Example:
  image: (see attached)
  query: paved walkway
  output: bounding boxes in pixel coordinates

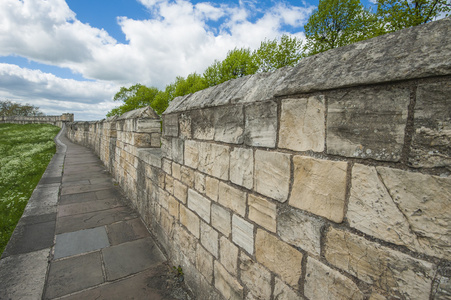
[0,126,190,299]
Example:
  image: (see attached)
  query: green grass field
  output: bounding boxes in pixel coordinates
[0,123,60,255]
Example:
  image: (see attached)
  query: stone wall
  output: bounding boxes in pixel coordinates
[66,18,451,300]
[0,113,74,128]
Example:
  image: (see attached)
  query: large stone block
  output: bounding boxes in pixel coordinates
[188,189,211,223]
[230,147,253,189]
[255,229,303,288]
[214,105,244,144]
[218,182,247,217]
[179,205,200,238]
[289,156,347,223]
[172,138,184,165]
[220,236,238,276]
[277,207,323,256]
[279,96,326,152]
[248,194,276,233]
[200,222,219,258]
[211,203,231,237]
[197,142,230,180]
[305,257,363,300]
[214,261,244,300]
[205,176,219,202]
[325,227,436,299]
[232,215,254,255]
[239,253,272,300]
[163,114,179,137]
[254,150,290,202]
[173,180,187,204]
[348,164,451,259]
[191,108,215,140]
[184,140,199,170]
[244,101,278,148]
[273,277,302,300]
[196,244,213,283]
[327,86,409,161]
[409,81,451,170]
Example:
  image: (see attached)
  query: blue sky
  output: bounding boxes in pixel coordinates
[0,0,375,120]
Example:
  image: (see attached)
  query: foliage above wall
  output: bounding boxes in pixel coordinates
[106,0,450,118]
[0,100,44,117]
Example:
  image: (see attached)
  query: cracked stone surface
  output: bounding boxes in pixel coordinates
[348,164,451,259]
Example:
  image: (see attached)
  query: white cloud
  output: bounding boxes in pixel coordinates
[0,63,118,120]
[0,0,315,120]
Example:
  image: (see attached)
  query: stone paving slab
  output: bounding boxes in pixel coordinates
[2,213,56,258]
[56,206,138,234]
[0,248,50,300]
[44,251,105,299]
[54,227,110,259]
[103,237,167,281]
[106,218,151,246]
[60,183,114,195]
[58,264,184,300]
[57,198,124,217]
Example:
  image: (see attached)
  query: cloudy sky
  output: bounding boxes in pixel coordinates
[0,0,374,120]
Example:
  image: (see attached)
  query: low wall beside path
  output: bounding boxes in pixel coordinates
[66,18,451,300]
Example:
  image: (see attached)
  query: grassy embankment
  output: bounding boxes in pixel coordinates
[0,123,60,255]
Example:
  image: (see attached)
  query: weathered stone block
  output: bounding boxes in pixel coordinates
[211,203,231,237]
[232,215,254,255]
[194,172,206,194]
[184,140,199,170]
[218,182,247,217]
[239,253,272,300]
[133,132,152,148]
[196,244,213,283]
[165,175,174,195]
[279,96,325,152]
[188,189,211,223]
[137,118,161,133]
[205,176,219,201]
[327,86,409,161]
[172,138,184,165]
[191,108,215,140]
[220,236,238,276]
[173,224,197,264]
[254,150,290,202]
[172,162,181,179]
[277,207,323,255]
[305,257,363,300]
[273,277,301,300]
[173,180,187,204]
[325,227,436,299]
[214,260,244,300]
[196,142,230,180]
[168,195,179,218]
[410,81,451,170]
[179,113,192,139]
[201,222,219,258]
[255,229,303,287]
[230,147,253,189]
[289,156,347,223]
[248,194,276,233]
[162,158,171,175]
[348,164,451,259]
[180,166,195,188]
[180,205,200,238]
[244,101,278,148]
[214,105,244,144]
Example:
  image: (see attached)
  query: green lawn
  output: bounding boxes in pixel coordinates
[0,123,61,255]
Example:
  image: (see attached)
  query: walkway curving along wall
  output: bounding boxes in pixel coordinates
[66,18,451,300]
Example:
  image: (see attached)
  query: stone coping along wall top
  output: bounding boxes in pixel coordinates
[165,17,451,114]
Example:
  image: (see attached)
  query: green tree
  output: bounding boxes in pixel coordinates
[252,34,304,73]
[376,0,451,32]
[0,100,44,116]
[304,0,382,55]
[203,48,258,87]
[107,84,159,117]
[174,73,208,97]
